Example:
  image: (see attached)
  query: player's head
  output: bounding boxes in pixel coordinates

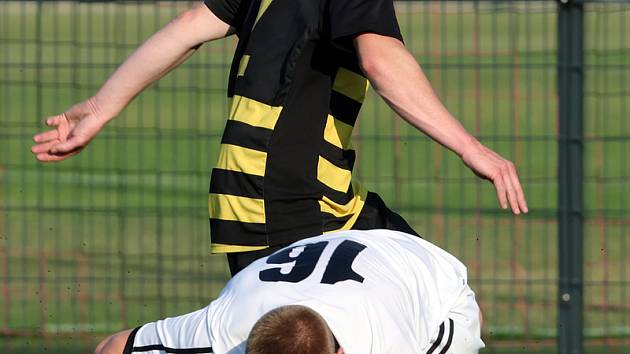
[246,305,342,354]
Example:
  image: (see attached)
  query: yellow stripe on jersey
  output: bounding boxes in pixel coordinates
[209,193,266,223]
[229,95,282,130]
[254,0,274,25]
[317,156,352,193]
[216,144,267,176]
[332,67,369,103]
[237,55,250,77]
[324,114,353,149]
[211,243,269,253]
[320,181,368,230]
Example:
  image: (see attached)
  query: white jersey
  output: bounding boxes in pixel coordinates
[128,229,482,354]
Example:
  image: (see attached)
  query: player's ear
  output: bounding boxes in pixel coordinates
[336,347,344,354]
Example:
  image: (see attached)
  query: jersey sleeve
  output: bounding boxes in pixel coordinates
[325,0,403,45]
[203,0,246,31]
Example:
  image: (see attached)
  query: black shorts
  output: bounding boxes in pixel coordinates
[351,191,419,236]
[226,192,417,276]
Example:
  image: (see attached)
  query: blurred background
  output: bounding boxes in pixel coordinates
[0,0,628,353]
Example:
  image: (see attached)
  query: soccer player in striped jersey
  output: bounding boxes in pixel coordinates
[32,0,528,275]
[94,229,485,354]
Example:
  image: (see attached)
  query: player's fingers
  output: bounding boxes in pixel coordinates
[49,137,85,154]
[501,171,521,215]
[508,164,528,213]
[31,140,59,154]
[46,115,63,126]
[37,145,83,162]
[493,175,508,210]
[36,152,75,162]
[32,129,59,143]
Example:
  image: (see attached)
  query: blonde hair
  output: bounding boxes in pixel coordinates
[246,305,336,354]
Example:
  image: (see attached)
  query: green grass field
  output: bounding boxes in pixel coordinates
[1,1,629,353]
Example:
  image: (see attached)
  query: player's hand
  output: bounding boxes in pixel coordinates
[461,141,528,215]
[31,98,108,162]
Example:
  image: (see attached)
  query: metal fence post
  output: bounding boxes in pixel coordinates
[557,0,584,353]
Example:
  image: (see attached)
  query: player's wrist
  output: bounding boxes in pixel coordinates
[454,134,481,159]
[88,95,121,123]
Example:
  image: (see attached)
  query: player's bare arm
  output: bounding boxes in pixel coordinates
[354,33,528,215]
[31,3,232,162]
[93,329,133,354]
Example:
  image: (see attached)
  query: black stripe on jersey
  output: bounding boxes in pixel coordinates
[132,344,213,353]
[319,180,354,206]
[320,141,355,171]
[221,120,272,152]
[330,90,362,126]
[438,319,455,354]
[210,219,268,246]
[209,168,264,199]
[122,327,141,354]
[426,322,445,354]
[322,212,353,232]
[262,40,330,245]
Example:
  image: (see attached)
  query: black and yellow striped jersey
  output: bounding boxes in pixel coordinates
[204,0,404,252]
